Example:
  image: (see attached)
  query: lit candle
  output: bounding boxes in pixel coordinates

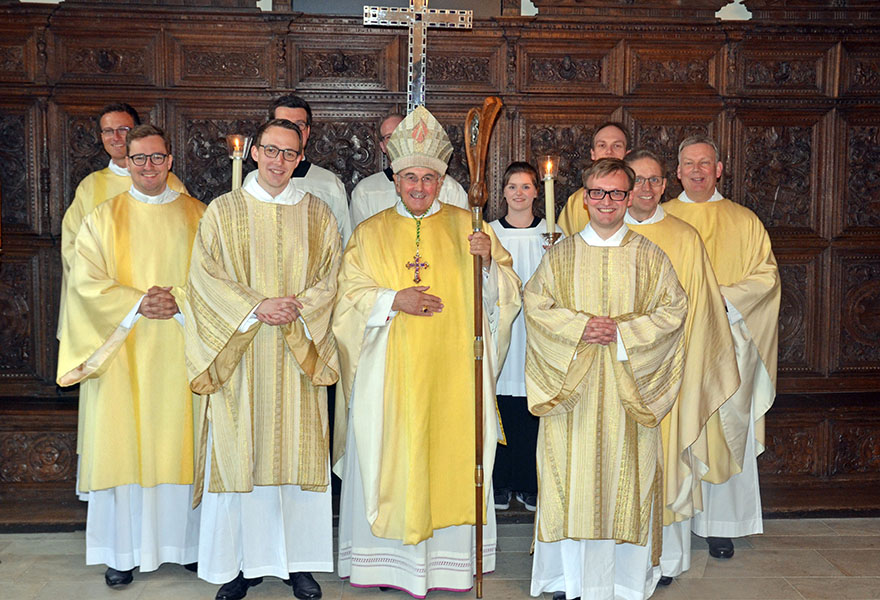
[231,138,243,190]
[543,157,555,234]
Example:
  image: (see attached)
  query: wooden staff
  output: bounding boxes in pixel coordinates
[463,96,502,599]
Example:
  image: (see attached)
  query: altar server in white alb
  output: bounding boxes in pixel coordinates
[57,124,204,588]
[185,118,340,600]
[349,112,469,229]
[489,161,560,514]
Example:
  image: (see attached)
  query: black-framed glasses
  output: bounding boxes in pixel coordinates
[128,153,169,166]
[101,126,132,137]
[259,144,301,162]
[586,188,629,202]
[634,176,665,187]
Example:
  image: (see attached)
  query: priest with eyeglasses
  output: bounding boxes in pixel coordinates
[57,124,205,588]
[184,118,340,600]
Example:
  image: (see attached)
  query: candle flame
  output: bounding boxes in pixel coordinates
[234,138,240,151]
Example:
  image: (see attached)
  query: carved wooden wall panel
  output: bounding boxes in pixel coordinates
[839,111,880,235]
[518,39,619,95]
[842,43,880,96]
[732,108,826,236]
[733,41,835,97]
[1,5,880,515]
[51,30,162,87]
[170,33,275,88]
[625,41,723,96]
[0,99,41,235]
[831,250,880,375]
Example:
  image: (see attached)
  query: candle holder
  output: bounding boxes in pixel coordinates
[538,153,561,243]
[225,134,253,190]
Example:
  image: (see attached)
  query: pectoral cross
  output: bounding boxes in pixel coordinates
[406,251,429,283]
[363,0,473,113]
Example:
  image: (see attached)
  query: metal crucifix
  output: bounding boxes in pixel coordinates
[363,0,473,113]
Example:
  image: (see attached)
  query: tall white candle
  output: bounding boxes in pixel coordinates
[543,157,555,233]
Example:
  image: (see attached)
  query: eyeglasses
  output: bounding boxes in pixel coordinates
[634,176,665,187]
[586,188,629,202]
[400,173,439,186]
[258,144,301,161]
[101,126,132,137]
[128,153,169,166]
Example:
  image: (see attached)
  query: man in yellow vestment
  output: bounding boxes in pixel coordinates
[332,106,521,597]
[557,121,631,236]
[185,118,340,600]
[664,135,781,560]
[623,150,740,584]
[58,103,188,492]
[525,158,687,600]
[57,124,205,588]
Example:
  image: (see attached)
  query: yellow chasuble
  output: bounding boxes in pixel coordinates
[628,214,741,525]
[57,191,205,492]
[664,197,780,462]
[524,230,686,555]
[184,189,340,506]
[333,204,521,546]
[59,167,188,454]
[558,187,588,237]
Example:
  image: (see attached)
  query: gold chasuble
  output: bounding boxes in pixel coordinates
[333,204,521,546]
[60,168,188,455]
[664,197,780,463]
[524,230,686,554]
[628,214,740,525]
[184,190,340,506]
[558,188,588,237]
[57,191,205,492]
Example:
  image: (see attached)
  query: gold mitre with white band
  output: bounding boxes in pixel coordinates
[387,105,453,176]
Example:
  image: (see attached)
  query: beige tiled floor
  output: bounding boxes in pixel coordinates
[2,519,880,599]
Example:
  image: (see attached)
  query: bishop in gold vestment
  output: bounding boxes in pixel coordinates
[57,125,203,585]
[184,119,339,597]
[664,137,780,555]
[333,107,521,598]
[527,159,687,600]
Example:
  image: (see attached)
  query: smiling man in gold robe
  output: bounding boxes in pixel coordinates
[57,124,204,588]
[526,158,687,600]
[184,118,340,600]
[332,106,521,597]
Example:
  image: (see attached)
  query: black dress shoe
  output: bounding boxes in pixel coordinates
[290,572,322,599]
[707,536,735,559]
[658,575,673,586]
[551,593,579,600]
[215,572,263,600]
[104,567,134,587]
[184,562,198,572]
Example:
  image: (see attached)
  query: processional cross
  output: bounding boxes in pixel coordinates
[363,0,473,113]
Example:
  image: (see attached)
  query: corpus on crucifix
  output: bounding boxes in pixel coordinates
[363,0,473,112]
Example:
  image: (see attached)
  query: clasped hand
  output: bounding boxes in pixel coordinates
[256,295,302,326]
[581,316,617,345]
[392,286,444,316]
[138,286,179,320]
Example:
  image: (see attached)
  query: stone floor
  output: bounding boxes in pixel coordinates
[1,518,879,599]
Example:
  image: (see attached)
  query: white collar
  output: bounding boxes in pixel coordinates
[679,188,723,203]
[129,185,178,205]
[395,198,440,219]
[579,222,629,247]
[625,204,665,225]
[245,176,305,205]
[108,159,129,177]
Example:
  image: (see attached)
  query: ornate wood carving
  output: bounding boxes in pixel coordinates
[0,432,75,483]
[777,262,808,370]
[735,43,831,96]
[427,54,491,83]
[843,44,880,95]
[520,42,615,94]
[530,0,729,20]
[442,122,472,199]
[0,44,24,75]
[64,114,111,211]
[302,50,379,80]
[626,44,720,95]
[743,0,880,23]
[740,124,813,230]
[844,124,880,230]
[172,35,272,87]
[836,255,880,371]
[0,109,30,228]
[631,119,713,200]
[830,422,880,475]
[291,37,396,91]
[529,55,602,83]
[306,120,380,196]
[528,122,593,214]
[0,254,36,378]
[757,422,821,476]
[180,117,260,203]
[55,34,159,85]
